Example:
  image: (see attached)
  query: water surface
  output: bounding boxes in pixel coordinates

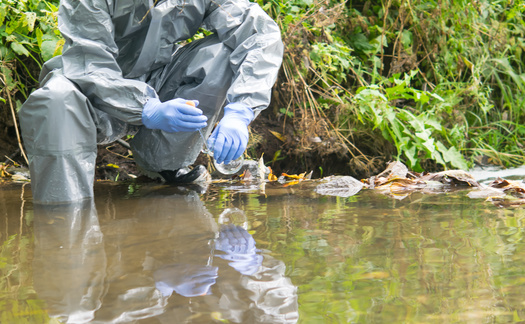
[1,175,525,323]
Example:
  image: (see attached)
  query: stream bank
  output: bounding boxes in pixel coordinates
[1,106,392,183]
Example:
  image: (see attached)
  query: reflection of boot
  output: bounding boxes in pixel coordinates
[159,165,210,184]
[33,200,106,324]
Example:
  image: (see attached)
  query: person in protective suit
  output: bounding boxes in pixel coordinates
[18,0,284,203]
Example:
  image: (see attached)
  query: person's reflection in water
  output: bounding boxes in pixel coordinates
[208,209,299,323]
[215,223,263,276]
[33,186,298,323]
[33,200,107,323]
[153,264,218,298]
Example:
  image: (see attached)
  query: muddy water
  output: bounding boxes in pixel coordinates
[1,174,525,323]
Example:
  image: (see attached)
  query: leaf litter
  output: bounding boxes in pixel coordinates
[228,158,525,207]
[3,154,524,207]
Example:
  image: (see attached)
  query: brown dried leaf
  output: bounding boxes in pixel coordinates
[419,170,480,187]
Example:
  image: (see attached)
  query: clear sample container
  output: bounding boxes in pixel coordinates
[201,134,244,175]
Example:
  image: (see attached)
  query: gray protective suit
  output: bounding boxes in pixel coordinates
[19,0,283,203]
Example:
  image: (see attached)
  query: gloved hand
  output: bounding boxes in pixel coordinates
[208,102,254,164]
[142,98,207,132]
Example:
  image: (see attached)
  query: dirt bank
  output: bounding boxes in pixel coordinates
[1,105,381,183]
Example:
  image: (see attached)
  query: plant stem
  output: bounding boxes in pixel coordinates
[1,76,28,166]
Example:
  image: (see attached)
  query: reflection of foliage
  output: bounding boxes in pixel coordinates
[0,227,53,322]
[234,190,525,323]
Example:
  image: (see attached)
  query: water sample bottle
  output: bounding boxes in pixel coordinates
[187,100,244,175]
[201,134,244,175]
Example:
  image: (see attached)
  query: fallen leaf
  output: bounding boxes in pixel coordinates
[269,130,285,142]
[241,169,254,181]
[11,174,29,182]
[267,167,278,181]
[283,180,300,187]
[258,155,266,180]
[467,186,506,199]
[0,165,11,178]
[487,178,525,198]
[282,172,306,180]
[420,170,480,187]
[376,161,409,179]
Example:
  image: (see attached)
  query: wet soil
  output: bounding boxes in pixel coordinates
[1,108,370,183]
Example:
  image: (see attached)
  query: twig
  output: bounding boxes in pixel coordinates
[116,138,131,149]
[4,148,20,164]
[306,84,369,162]
[379,0,392,75]
[105,145,133,160]
[140,0,160,23]
[1,76,29,166]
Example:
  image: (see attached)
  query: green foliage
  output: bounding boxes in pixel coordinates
[352,71,468,171]
[310,40,354,85]
[0,0,62,103]
[2,0,525,172]
[263,0,525,173]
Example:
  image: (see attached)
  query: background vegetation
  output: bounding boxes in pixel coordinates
[0,0,61,166]
[264,0,525,176]
[1,0,525,177]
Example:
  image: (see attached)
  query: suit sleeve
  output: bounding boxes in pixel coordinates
[203,0,284,115]
[57,0,157,125]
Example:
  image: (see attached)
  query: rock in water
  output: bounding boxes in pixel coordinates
[314,176,364,197]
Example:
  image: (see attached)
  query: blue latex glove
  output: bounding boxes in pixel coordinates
[208,102,254,164]
[142,98,207,132]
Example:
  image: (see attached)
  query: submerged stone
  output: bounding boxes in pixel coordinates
[314,176,364,197]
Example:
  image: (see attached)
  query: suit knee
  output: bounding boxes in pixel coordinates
[19,73,97,153]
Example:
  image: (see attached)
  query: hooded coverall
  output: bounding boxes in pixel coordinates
[18,0,284,203]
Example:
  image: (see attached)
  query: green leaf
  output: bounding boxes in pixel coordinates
[0,4,7,26]
[10,42,30,56]
[356,88,387,101]
[412,90,429,104]
[53,38,64,57]
[401,30,413,50]
[416,130,432,143]
[23,11,37,32]
[404,145,419,170]
[436,142,468,170]
[424,118,442,131]
[349,33,375,52]
[422,139,436,154]
[35,27,43,48]
[40,38,59,61]
[6,19,20,34]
